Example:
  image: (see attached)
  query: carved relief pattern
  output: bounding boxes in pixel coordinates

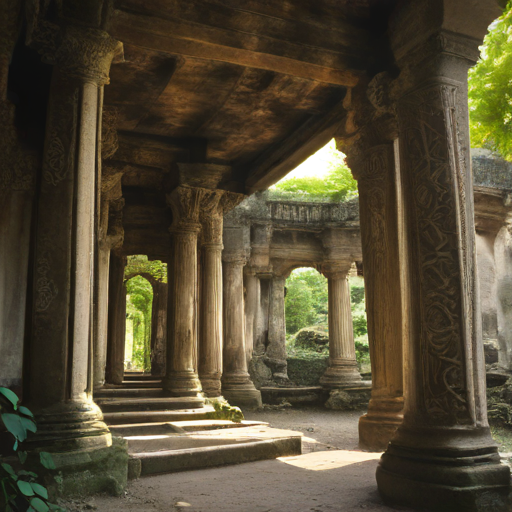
[43,88,78,186]
[35,237,58,312]
[168,186,208,233]
[399,84,470,423]
[200,190,225,245]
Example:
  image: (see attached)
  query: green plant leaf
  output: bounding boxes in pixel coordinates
[18,406,34,418]
[39,452,56,470]
[18,451,28,464]
[1,413,27,442]
[18,470,38,478]
[0,388,19,409]
[30,483,48,500]
[20,416,37,434]
[30,497,50,512]
[17,480,35,496]
[1,463,17,480]
[27,508,36,512]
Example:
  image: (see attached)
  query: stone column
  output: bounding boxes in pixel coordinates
[266,274,289,383]
[222,227,262,408]
[198,191,225,397]
[150,280,168,377]
[27,26,122,450]
[106,252,127,385]
[244,270,260,365]
[338,111,405,450]
[377,6,511,509]
[320,265,362,389]
[163,186,206,398]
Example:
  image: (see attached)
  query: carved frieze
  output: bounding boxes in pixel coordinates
[398,83,471,423]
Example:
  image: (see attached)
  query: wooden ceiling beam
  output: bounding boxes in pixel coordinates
[110,10,364,87]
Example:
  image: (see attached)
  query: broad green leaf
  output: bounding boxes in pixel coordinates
[1,463,17,480]
[18,470,38,478]
[18,451,28,464]
[20,416,37,434]
[17,479,35,496]
[30,497,50,512]
[1,413,27,441]
[0,388,19,409]
[30,483,48,499]
[13,440,18,451]
[39,452,56,470]
[18,406,34,418]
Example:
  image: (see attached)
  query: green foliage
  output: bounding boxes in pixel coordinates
[269,140,358,202]
[124,255,167,283]
[0,388,63,512]
[469,4,512,159]
[125,275,153,371]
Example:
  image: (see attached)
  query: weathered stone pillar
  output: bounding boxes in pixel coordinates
[244,270,260,365]
[198,191,225,397]
[266,274,289,383]
[93,198,124,389]
[163,186,205,398]
[150,280,168,377]
[320,265,362,389]
[106,252,127,385]
[377,4,511,509]
[338,109,404,450]
[27,25,122,450]
[222,226,262,408]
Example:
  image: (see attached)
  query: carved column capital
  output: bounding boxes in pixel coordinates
[321,263,351,281]
[220,191,246,214]
[200,190,225,246]
[33,23,123,85]
[167,186,209,234]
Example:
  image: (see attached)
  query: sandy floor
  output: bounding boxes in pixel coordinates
[84,407,414,512]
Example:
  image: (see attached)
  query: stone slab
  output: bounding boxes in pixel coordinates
[97,396,204,413]
[103,406,216,425]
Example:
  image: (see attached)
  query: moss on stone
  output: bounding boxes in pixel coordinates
[205,398,244,423]
[286,356,329,386]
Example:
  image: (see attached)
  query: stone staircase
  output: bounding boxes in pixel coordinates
[95,372,302,477]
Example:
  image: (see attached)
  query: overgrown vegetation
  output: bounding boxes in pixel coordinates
[0,388,62,512]
[469,3,512,159]
[124,256,167,372]
[284,270,370,375]
[269,140,358,202]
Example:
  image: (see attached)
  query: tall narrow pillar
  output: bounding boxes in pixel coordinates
[163,186,205,398]
[320,265,362,389]
[27,26,122,450]
[198,191,224,397]
[377,5,511,509]
[222,227,262,408]
[267,274,289,383]
[338,112,405,450]
[106,252,127,385]
[150,280,168,377]
[244,270,260,365]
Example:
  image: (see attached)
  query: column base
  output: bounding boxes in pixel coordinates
[222,373,262,409]
[200,375,222,398]
[358,397,404,451]
[377,426,511,512]
[320,359,362,389]
[26,399,111,452]
[162,370,202,397]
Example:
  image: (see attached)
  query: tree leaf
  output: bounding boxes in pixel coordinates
[39,452,56,470]
[1,463,17,480]
[18,451,28,464]
[18,470,38,478]
[1,413,27,442]
[20,416,37,434]
[30,497,50,512]
[0,388,19,409]
[18,406,34,418]
[30,483,48,500]
[17,479,35,496]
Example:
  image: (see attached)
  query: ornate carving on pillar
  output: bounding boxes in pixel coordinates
[375,9,511,509]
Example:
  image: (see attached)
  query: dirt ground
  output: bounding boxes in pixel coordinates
[81,407,416,512]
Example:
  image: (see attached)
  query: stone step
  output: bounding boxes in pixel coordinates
[94,387,164,399]
[260,386,328,405]
[121,380,162,388]
[109,420,268,437]
[103,406,215,425]
[127,426,302,477]
[97,396,204,413]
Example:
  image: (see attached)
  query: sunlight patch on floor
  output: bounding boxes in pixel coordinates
[278,449,382,471]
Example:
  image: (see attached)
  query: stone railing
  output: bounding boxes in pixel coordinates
[267,198,359,225]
